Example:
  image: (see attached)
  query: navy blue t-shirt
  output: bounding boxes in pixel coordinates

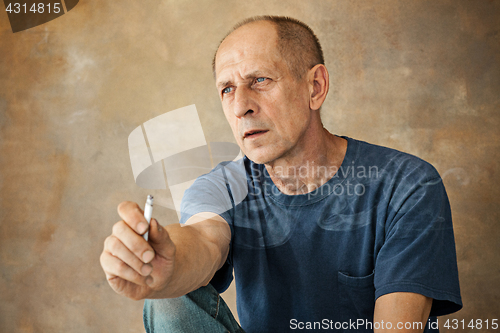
[180,137,462,332]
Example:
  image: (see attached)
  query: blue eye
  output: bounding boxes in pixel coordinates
[256,77,266,83]
[222,87,233,94]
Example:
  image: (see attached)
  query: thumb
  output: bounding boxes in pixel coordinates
[148,218,176,258]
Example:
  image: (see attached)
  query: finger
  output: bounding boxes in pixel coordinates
[104,235,153,276]
[117,201,149,236]
[100,250,148,286]
[112,221,156,264]
[148,218,176,259]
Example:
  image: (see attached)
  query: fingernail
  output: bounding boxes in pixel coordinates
[141,264,153,276]
[142,250,155,263]
[145,276,153,286]
[137,222,148,234]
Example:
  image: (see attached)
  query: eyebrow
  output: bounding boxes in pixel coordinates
[216,70,270,90]
[216,80,232,90]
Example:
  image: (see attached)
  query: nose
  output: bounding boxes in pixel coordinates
[233,86,256,118]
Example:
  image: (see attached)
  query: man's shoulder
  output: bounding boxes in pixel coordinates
[346,136,441,181]
[204,157,249,183]
[189,157,250,205]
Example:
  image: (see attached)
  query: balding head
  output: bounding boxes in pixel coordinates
[213,16,325,80]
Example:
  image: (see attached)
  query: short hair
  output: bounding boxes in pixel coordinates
[212,16,325,80]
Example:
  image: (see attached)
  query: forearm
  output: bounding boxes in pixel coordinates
[152,222,227,299]
[373,292,432,333]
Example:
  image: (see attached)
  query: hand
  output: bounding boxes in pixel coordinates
[100,201,176,300]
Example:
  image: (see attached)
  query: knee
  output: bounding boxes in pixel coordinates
[143,298,190,333]
[144,297,192,321]
[143,286,224,333]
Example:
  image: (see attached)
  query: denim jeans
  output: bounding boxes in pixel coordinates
[143,284,245,333]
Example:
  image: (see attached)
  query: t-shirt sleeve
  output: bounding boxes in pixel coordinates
[179,169,234,227]
[374,162,462,316]
[179,159,248,226]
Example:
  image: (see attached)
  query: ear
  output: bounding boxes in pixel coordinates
[307,64,329,111]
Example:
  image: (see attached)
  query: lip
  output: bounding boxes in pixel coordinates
[243,129,268,139]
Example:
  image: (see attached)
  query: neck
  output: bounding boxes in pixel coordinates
[265,123,347,195]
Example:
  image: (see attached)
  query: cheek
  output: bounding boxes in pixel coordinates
[224,114,242,143]
[272,88,309,129]
[275,82,309,110]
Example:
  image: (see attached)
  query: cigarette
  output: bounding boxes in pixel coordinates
[143,195,154,241]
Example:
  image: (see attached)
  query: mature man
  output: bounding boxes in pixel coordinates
[100,16,462,332]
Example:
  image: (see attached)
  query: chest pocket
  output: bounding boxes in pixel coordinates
[338,270,375,331]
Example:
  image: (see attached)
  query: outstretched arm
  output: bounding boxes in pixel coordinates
[100,201,231,300]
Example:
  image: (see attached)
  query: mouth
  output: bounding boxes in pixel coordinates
[244,129,268,139]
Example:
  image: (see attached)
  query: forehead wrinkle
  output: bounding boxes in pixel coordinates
[215,23,282,83]
[217,62,262,87]
[216,56,284,88]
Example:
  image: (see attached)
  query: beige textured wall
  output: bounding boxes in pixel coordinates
[1,0,499,332]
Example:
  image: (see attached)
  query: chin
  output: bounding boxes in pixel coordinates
[244,148,282,165]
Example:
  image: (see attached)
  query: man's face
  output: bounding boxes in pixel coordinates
[215,21,313,165]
